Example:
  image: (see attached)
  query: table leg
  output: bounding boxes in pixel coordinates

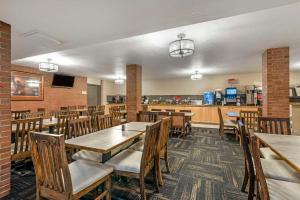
[102,152,112,163]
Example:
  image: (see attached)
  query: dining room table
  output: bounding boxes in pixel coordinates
[254,132,300,173]
[65,122,151,162]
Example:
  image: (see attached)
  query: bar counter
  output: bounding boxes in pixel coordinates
[146,104,259,124]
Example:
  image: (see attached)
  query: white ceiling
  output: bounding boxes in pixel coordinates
[1,0,300,80]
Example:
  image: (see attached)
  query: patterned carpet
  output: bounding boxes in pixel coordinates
[3,128,247,200]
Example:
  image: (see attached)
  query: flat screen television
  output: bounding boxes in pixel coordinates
[52,74,75,88]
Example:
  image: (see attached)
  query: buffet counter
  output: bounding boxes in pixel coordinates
[146,104,259,124]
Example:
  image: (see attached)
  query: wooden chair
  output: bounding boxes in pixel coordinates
[37,108,45,114]
[29,132,113,200]
[217,107,238,140]
[12,110,30,120]
[257,117,291,135]
[239,120,300,200]
[56,114,79,135]
[66,117,93,139]
[138,111,157,122]
[68,105,77,111]
[157,112,170,121]
[97,105,106,112]
[171,112,187,137]
[106,121,161,200]
[88,105,97,115]
[179,109,191,113]
[51,110,68,118]
[23,112,45,119]
[251,136,300,200]
[240,110,259,132]
[96,114,113,130]
[151,108,161,112]
[11,118,43,162]
[60,106,68,110]
[91,111,105,131]
[142,105,148,111]
[257,117,291,160]
[77,105,86,109]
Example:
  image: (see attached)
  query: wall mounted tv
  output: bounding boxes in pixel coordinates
[52,74,75,88]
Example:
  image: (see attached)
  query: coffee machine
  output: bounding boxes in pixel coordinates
[245,85,262,105]
[214,89,223,105]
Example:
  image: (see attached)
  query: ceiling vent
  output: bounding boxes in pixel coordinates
[20,31,63,49]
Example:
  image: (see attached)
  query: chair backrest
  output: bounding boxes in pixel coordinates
[257,117,291,135]
[171,112,185,128]
[77,105,86,109]
[251,136,270,200]
[179,109,191,113]
[165,109,175,112]
[91,111,105,131]
[24,111,45,119]
[12,117,43,161]
[157,112,170,121]
[237,120,255,184]
[97,114,113,130]
[66,117,92,139]
[240,110,259,131]
[56,114,79,135]
[158,117,171,152]
[88,105,96,115]
[217,107,224,131]
[138,111,157,122]
[142,105,148,111]
[97,105,105,112]
[118,105,126,111]
[141,121,161,175]
[51,110,68,118]
[12,110,31,120]
[37,108,45,113]
[60,106,68,111]
[68,105,77,111]
[30,132,72,199]
[151,108,161,112]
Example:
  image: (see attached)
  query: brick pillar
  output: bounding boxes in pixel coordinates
[126,64,142,122]
[262,47,289,118]
[0,21,11,198]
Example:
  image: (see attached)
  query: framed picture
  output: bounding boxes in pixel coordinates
[11,71,44,101]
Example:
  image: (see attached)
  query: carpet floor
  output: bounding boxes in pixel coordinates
[3,128,247,200]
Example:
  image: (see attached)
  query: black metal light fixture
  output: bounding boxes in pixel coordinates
[169,33,194,58]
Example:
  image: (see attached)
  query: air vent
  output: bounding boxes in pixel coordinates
[20,31,63,48]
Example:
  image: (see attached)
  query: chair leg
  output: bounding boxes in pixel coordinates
[241,164,249,193]
[248,176,255,200]
[157,156,163,186]
[164,148,170,174]
[140,176,146,200]
[153,158,160,193]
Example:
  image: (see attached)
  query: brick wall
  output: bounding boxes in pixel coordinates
[262,47,290,118]
[11,65,87,115]
[126,64,142,121]
[0,21,11,198]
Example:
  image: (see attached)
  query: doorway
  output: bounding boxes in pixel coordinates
[87,84,100,106]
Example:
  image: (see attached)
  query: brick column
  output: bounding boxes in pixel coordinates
[0,21,11,198]
[262,47,289,118]
[126,64,142,122]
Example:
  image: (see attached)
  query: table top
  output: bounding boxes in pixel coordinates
[65,122,149,153]
[111,122,153,132]
[226,112,240,117]
[254,133,300,172]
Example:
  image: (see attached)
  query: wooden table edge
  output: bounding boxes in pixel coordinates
[65,130,144,154]
[254,133,300,173]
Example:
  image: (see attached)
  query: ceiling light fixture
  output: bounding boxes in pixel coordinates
[169,33,194,58]
[39,58,58,72]
[114,77,125,85]
[190,71,203,80]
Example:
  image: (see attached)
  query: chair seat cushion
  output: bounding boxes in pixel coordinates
[69,159,113,194]
[260,147,281,160]
[105,149,142,174]
[261,159,300,183]
[128,140,144,152]
[72,150,102,163]
[267,178,300,200]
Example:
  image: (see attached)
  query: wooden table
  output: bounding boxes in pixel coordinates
[111,122,153,132]
[65,122,150,162]
[254,133,300,172]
